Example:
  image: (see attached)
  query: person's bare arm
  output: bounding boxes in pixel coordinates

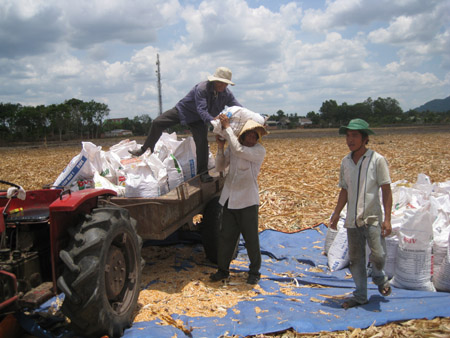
[381,184,392,237]
[330,188,347,230]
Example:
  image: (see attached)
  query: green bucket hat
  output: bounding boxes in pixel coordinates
[339,118,374,135]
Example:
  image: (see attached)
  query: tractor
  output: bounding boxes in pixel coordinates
[0,172,224,337]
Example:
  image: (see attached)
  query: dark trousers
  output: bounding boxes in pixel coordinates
[142,107,209,176]
[217,202,261,276]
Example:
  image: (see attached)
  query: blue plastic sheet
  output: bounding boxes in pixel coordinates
[21,224,450,337]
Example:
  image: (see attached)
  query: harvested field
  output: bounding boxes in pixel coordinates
[1,126,450,337]
[1,127,449,232]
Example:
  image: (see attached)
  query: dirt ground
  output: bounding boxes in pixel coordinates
[1,125,450,337]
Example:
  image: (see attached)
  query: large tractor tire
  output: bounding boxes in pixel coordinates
[200,196,222,264]
[57,207,142,338]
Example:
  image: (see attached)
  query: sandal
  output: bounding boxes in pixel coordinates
[378,281,391,297]
[342,297,368,309]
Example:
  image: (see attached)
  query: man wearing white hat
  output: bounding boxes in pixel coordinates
[210,115,268,285]
[129,67,242,183]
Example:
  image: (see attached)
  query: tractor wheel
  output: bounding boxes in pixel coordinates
[200,196,222,263]
[57,207,142,338]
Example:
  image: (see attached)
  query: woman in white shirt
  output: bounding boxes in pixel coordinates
[210,116,267,285]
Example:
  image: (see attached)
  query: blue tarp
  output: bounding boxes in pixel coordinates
[21,224,450,337]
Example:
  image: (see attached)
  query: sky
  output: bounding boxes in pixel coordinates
[1,0,449,120]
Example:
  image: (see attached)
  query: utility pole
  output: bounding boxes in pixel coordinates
[156,53,163,116]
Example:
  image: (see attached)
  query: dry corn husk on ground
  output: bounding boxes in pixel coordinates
[1,127,450,337]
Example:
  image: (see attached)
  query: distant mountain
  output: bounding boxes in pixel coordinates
[414,96,450,112]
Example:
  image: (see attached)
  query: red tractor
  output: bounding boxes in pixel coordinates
[0,172,224,337]
[0,180,142,337]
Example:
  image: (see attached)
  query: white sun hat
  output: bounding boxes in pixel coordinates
[207,67,235,86]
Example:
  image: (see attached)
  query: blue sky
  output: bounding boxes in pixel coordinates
[1,0,449,119]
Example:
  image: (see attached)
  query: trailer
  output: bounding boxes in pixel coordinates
[108,171,225,262]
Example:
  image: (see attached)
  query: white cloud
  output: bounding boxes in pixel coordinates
[301,0,442,32]
[0,0,448,119]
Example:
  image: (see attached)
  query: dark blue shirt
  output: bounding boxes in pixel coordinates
[175,81,241,125]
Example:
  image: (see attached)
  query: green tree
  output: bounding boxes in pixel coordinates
[319,100,339,126]
[132,114,152,135]
[0,103,21,141]
[65,98,84,138]
[372,97,403,124]
[81,100,110,138]
[306,111,320,125]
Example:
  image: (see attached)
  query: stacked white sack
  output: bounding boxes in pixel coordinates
[433,232,450,292]
[325,174,450,292]
[211,106,266,138]
[52,132,202,198]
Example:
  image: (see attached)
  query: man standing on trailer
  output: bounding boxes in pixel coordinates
[129,67,242,183]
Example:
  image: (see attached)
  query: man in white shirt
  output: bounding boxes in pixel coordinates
[210,115,267,285]
[330,118,393,309]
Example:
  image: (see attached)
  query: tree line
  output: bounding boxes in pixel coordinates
[0,98,153,144]
[1,96,449,144]
[307,97,450,128]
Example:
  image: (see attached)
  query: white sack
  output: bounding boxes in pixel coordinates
[68,178,95,192]
[97,151,119,185]
[93,171,125,197]
[211,106,265,138]
[145,154,169,196]
[435,181,450,195]
[125,169,160,198]
[433,233,450,292]
[163,154,185,191]
[173,137,197,181]
[327,224,349,271]
[154,132,181,154]
[53,142,97,187]
[384,234,399,279]
[324,227,338,256]
[109,139,141,158]
[391,202,435,292]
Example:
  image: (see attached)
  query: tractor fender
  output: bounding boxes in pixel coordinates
[49,189,117,212]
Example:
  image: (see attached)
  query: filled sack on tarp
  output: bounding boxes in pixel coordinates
[211,106,265,138]
[384,234,399,279]
[433,232,450,292]
[324,227,338,256]
[391,202,435,292]
[327,215,349,271]
[430,194,450,275]
[325,210,346,255]
[53,142,98,188]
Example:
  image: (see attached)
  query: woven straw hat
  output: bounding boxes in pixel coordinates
[238,119,268,141]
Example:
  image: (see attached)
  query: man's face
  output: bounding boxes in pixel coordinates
[213,81,228,92]
[346,130,365,151]
[242,130,258,147]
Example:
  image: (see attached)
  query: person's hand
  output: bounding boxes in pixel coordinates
[381,220,392,237]
[329,213,339,230]
[215,135,225,149]
[219,114,230,129]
